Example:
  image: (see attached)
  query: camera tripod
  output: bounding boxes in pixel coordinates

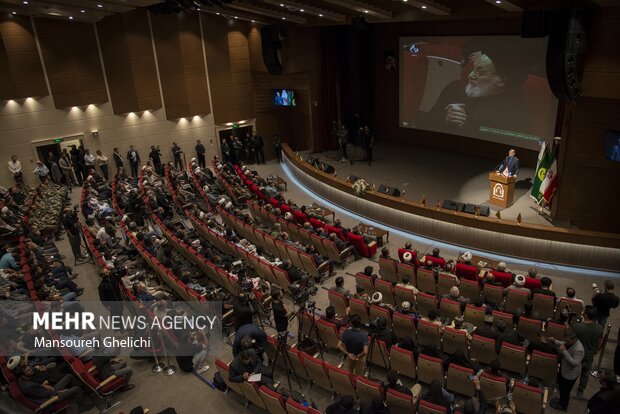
[271,333,303,391]
[291,302,325,361]
[364,332,388,378]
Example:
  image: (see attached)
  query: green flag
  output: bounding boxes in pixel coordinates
[531,141,552,203]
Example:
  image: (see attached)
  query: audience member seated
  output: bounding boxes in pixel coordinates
[532,276,557,302]
[325,395,356,414]
[383,369,421,397]
[503,274,531,297]
[229,348,273,387]
[422,379,455,414]
[496,320,523,353]
[473,314,498,340]
[321,305,347,330]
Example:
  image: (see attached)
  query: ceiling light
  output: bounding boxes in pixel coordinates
[280,3,284,6]
[80,9,85,13]
[496,0,501,3]
[281,17,286,20]
[23,1,28,4]
[251,20,255,22]
[216,12,220,15]
[234,16,238,19]
[300,9,304,12]
[319,13,323,17]
[422,5,427,8]
[11,11,16,14]
[97,4,103,8]
[363,10,368,13]
[69,16,73,20]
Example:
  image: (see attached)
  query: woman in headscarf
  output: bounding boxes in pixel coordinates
[422,380,454,413]
[326,395,357,414]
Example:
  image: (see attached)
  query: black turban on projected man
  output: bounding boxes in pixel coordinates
[415,38,538,138]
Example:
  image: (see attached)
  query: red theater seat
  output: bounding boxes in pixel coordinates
[455,262,478,280]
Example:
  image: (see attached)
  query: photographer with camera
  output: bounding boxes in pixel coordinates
[271,289,291,334]
[549,327,584,411]
[171,142,184,171]
[149,145,162,175]
[337,314,368,375]
[60,206,87,261]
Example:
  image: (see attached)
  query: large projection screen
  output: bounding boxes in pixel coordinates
[399,36,558,151]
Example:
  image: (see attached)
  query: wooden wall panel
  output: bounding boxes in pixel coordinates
[151,12,210,120]
[202,15,254,124]
[0,15,47,100]
[581,8,620,100]
[553,98,620,233]
[97,9,161,114]
[551,8,620,233]
[34,19,107,108]
[247,25,321,153]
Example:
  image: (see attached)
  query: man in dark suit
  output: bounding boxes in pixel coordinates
[496,148,519,177]
[126,145,140,178]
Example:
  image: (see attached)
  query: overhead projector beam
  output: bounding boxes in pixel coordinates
[483,0,524,12]
[263,0,346,22]
[228,1,308,24]
[397,0,451,16]
[322,0,393,19]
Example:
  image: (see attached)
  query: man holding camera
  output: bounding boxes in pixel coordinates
[61,207,87,261]
[550,328,585,411]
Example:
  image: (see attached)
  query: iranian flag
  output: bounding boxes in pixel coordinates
[531,141,551,203]
[540,158,559,203]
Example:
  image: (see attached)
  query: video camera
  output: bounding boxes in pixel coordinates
[288,281,318,306]
[365,317,382,334]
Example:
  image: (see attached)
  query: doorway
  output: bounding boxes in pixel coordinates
[218,125,253,161]
[36,143,61,168]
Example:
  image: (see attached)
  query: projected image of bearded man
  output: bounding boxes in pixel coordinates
[416,41,530,136]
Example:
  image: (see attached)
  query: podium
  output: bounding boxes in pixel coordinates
[488,173,516,208]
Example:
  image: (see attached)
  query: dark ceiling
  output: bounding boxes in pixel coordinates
[0,0,617,25]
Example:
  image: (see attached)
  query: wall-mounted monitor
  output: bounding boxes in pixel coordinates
[273,89,296,107]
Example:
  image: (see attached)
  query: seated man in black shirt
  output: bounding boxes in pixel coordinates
[321,305,347,330]
[383,369,421,398]
[473,314,498,341]
[527,331,557,355]
[495,319,523,353]
[278,260,305,283]
[17,365,81,406]
[229,349,272,386]
[375,316,397,350]
[531,276,557,303]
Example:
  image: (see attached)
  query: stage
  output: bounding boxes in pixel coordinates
[309,140,573,228]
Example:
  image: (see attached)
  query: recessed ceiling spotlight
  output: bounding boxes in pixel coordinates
[280,3,284,6]
[80,9,85,13]
[23,1,28,4]
[281,17,286,20]
[496,0,501,3]
[216,12,220,15]
[251,20,255,22]
[422,5,427,8]
[11,11,16,14]
[363,10,368,13]
[319,13,323,17]
[234,16,237,19]
[300,9,304,12]
[69,16,73,20]
[97,4,103,8]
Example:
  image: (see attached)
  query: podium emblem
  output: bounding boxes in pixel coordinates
[492,183,505,200]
